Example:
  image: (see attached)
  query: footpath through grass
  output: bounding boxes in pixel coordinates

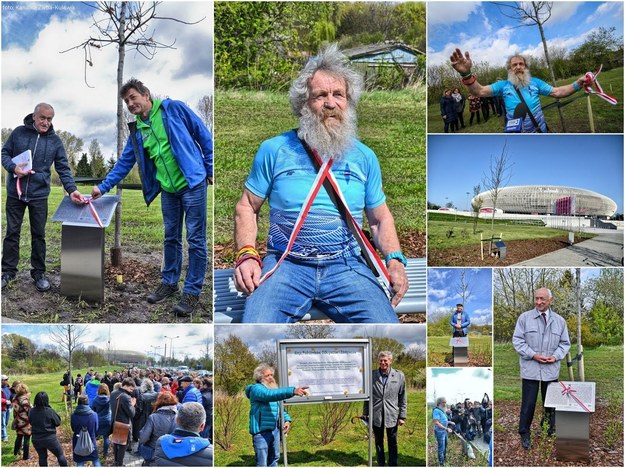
[427,335,493,367]
[427,67,623,134]
[214,88,427,263]
[215,389,426,466]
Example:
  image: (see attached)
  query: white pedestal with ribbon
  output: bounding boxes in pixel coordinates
[449,336,469,367]
[544,381,595,462]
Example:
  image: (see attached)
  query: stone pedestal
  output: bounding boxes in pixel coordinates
[52,195,119,304]
[544,381,596,462]
[449,336,469,367]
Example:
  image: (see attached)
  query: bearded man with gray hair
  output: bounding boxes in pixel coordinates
[450,49,586,133]
[234,43,408,323]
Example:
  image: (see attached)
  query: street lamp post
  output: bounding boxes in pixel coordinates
[164,335,180,367]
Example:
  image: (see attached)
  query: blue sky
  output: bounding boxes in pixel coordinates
[428,1,624,67]
[1,324,212,360]
[427,367,493,405]
[427,134,624,213]
[1,1,213,158]
[215,324,426,358]
[427,268,492,326]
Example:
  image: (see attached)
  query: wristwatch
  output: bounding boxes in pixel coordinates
[385,251,407,267]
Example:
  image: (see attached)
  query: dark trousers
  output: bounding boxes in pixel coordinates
[2,196,48,278]
[373,425,398,466]
[469,111,481,125]
[519,378,556,436]
[14,433,31,458]
[457,111,465,128]
[113,442,126,466]
[33,437,68,466]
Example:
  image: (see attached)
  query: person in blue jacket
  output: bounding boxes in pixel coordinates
[245,363,309,467]
[450,303,471,337]
[70,395,100,467]
[91,78,213,316]
[178,376,202,403]
[432,396,454,466]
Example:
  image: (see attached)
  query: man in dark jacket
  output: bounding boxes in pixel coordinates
[363,351,407,467]
[199,377,213,442]
[153,402,213,466]
[91,78,213,316]
[110,378,136,466]
[1,103,84,292]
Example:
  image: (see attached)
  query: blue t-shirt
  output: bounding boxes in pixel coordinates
[432,407,448,433]
[245,130,386,256]
[490,77,553,133]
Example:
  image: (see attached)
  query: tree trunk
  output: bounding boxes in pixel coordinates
[112,2,127,267]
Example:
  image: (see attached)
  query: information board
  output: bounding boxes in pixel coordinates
[278,339,371,404]
[52,195,120,228]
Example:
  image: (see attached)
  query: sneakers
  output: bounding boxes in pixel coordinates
[147,283,179,304]
[33,275,50,292]
[1,274,13,290]
[173,293,200,316]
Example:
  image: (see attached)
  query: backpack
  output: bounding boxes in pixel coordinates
[74,427,94,457]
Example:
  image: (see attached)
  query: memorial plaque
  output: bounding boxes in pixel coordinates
[544,381,595,413]
[52,195,120,227]
[449,337,469,347]
[544,381,595,463]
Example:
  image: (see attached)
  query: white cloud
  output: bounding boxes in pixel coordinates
[2,3,213,160]
[427,368,493,404]
[428,2,481,26]
[585,2,624,24]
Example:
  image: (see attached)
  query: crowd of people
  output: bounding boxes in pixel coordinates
[439,88,505,133]
[1,368,213,467]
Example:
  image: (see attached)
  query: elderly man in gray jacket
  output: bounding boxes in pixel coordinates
[363,351,407,466]
[512,287,570,449]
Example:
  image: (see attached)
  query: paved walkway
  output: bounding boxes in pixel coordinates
[514,230,623,266]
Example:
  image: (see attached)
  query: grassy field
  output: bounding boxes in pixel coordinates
[493,343,623,403]
[427,213,594,250]
[0,367,106,466]
[426,412,489,467]
[427,335,493,367]
[214,88,427,262]
[427,67,624,133]
[0,185,213,322]
[215,389,426,466]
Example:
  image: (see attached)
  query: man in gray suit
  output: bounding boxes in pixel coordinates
[512,287,570,449]
[363,351,407,466]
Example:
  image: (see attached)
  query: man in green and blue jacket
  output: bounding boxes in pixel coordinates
[245,364,308,466]
[92,78,213,316]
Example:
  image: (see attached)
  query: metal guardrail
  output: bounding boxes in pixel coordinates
[214,257,426,323]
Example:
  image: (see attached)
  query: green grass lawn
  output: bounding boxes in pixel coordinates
[427,335,492,367]
[427,67,623,133]
[0,367,107,467]
[214,88,427,260]
[493,343,623,403]
[215,389,426,466]
[427,214,594,250]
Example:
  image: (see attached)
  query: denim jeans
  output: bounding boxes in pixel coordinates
[1,408,9,439]
[138,442,154,462]
[160,180,207,296]
[101,435,110,458]
[77,461,101,467]
[252,427,280,467]
[2,196,48,278]
[242,252,398,323]
[434,430,447,466]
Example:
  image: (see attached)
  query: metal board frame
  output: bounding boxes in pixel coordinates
[277,338,373,467]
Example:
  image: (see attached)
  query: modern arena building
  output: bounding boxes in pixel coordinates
[472,185,617,218]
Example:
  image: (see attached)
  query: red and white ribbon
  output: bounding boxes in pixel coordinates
[559,381,591,413]
[259,152,392,296]
[83,197,103,228]
[584,65,618,105]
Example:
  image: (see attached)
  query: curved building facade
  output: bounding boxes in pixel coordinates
[472,185,617,217]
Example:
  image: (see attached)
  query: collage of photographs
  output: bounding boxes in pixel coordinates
[0,1,623,468]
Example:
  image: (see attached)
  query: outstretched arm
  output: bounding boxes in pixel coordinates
[550,76,586,98]
[450,48,493,98]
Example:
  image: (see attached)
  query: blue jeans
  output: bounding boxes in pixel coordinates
[434,430,447,466]
[160,180,208,296]
[252,427,280,467]
[242,252,398,323]
[101,435,110,458]
[1,408,9,439]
